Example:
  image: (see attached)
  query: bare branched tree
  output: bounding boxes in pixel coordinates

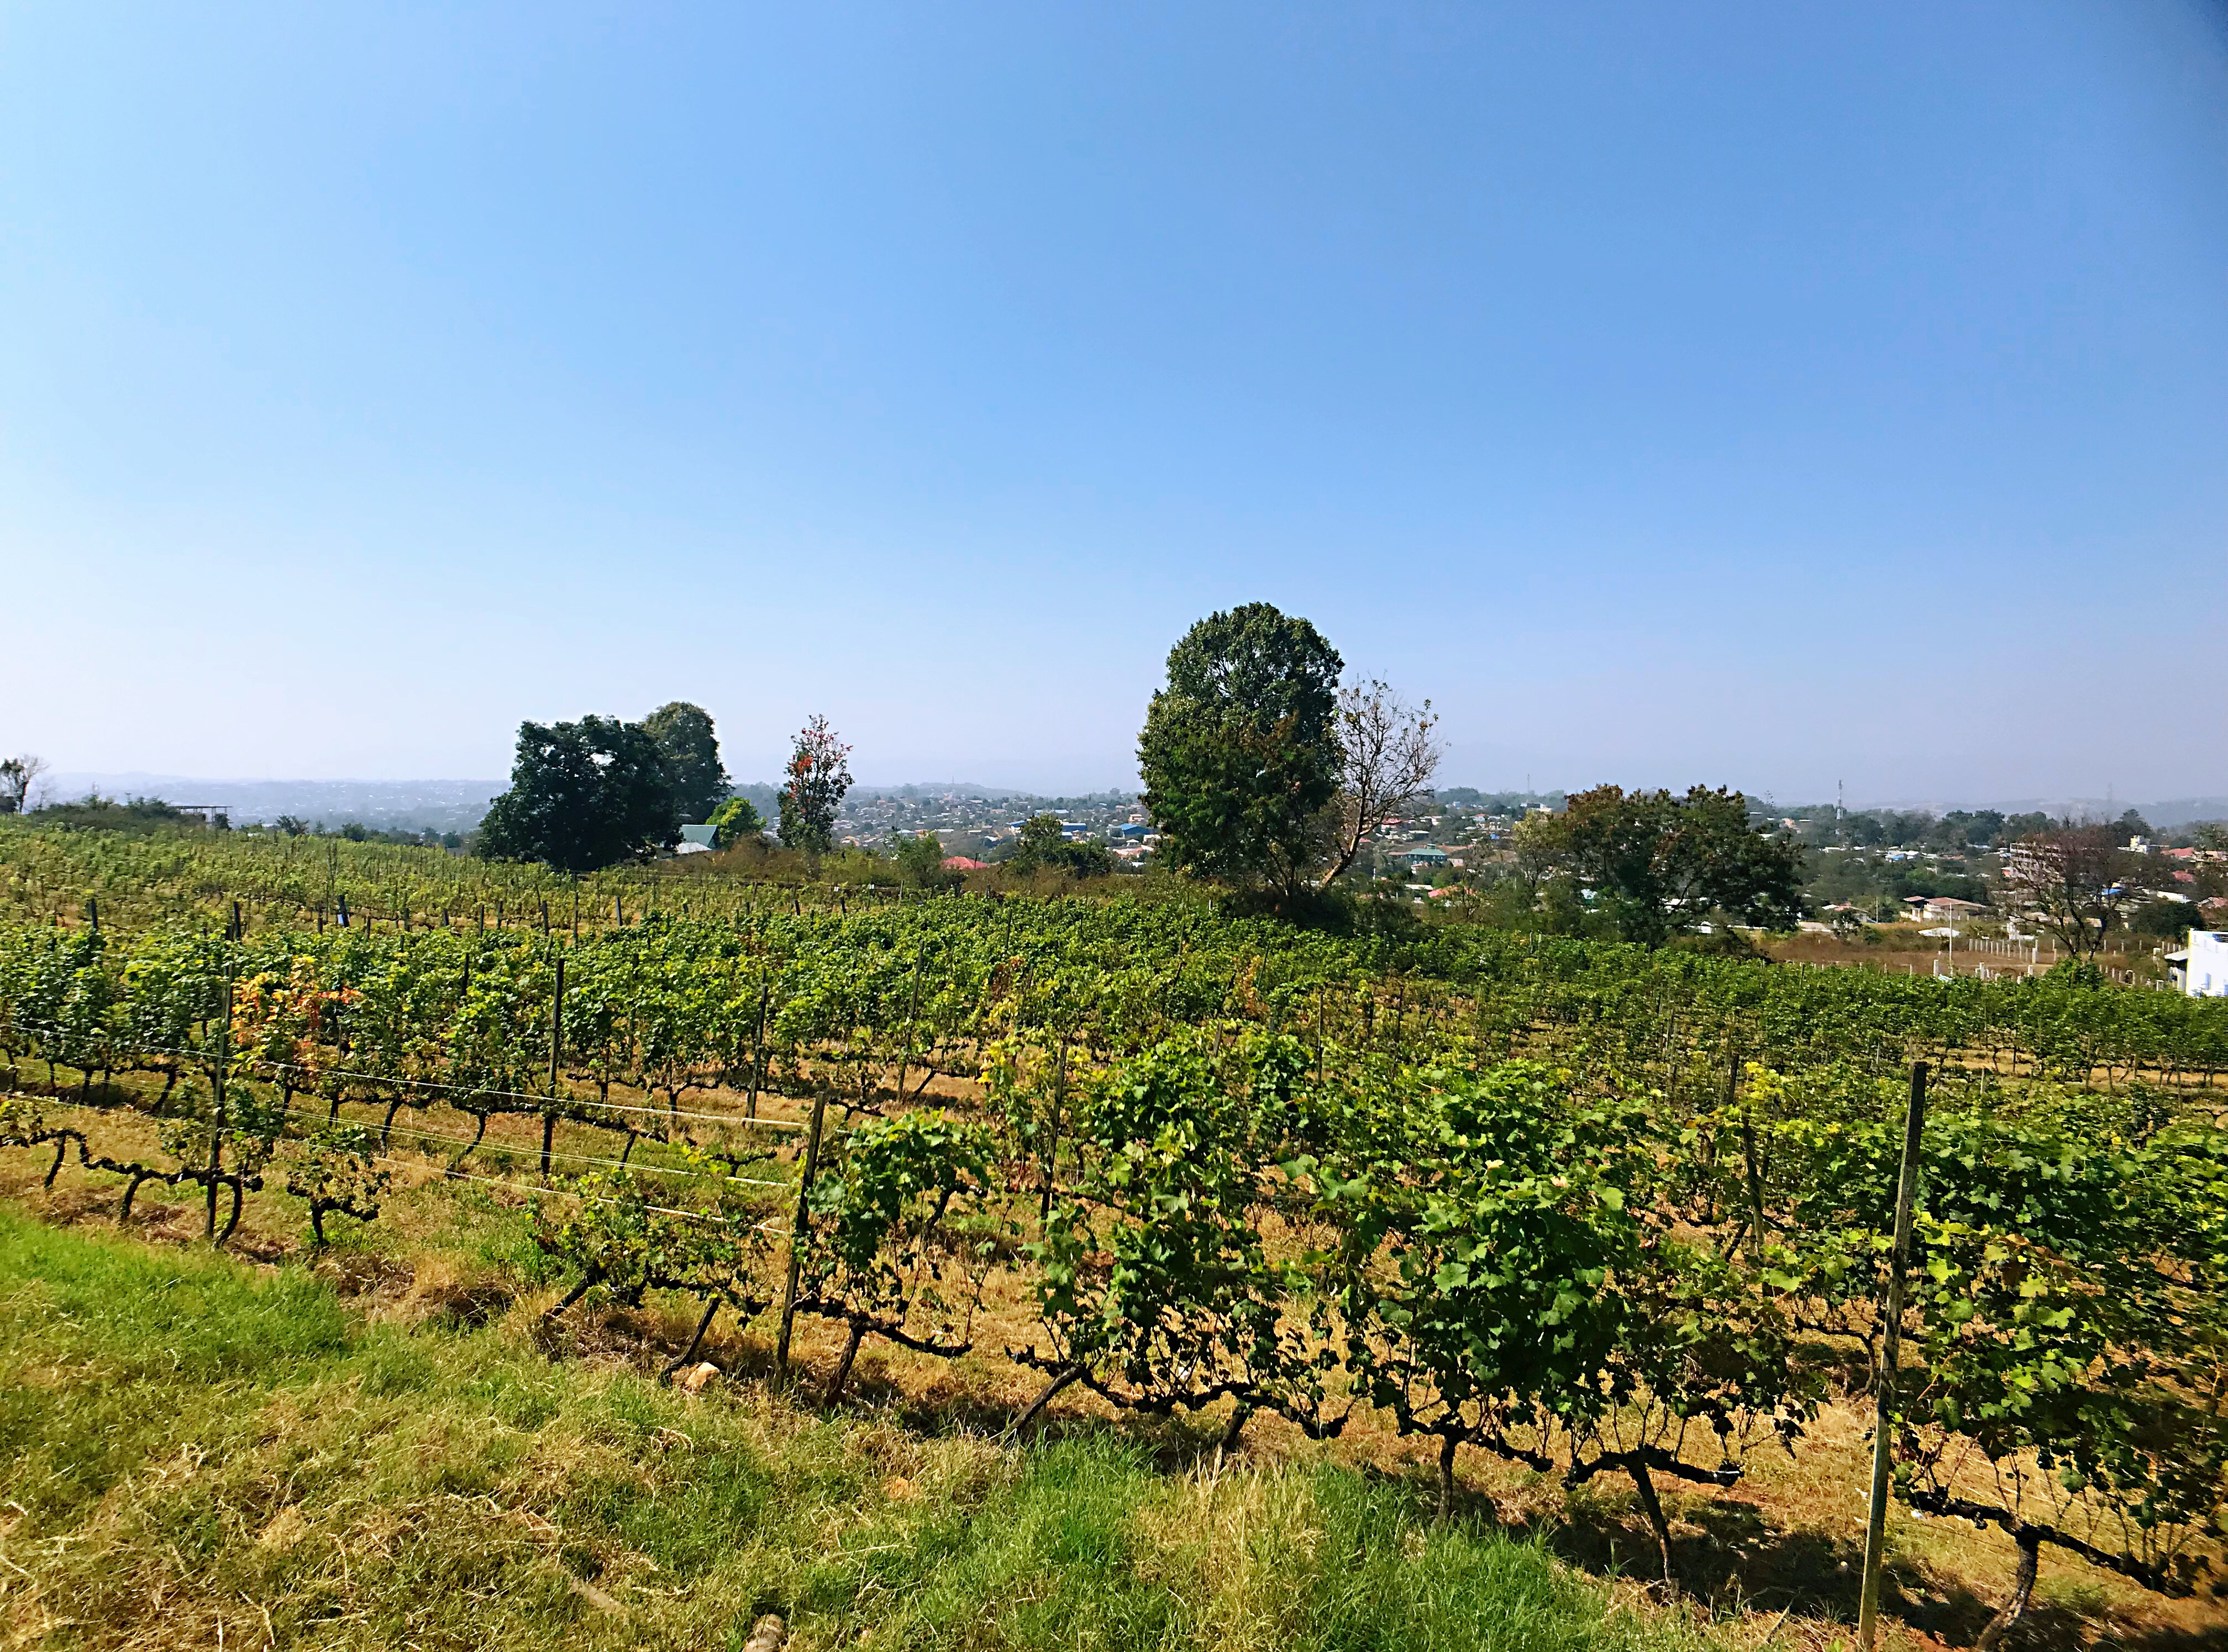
[0,755,48,816]
[1315,681,1441,891]
[2004,824,2130,960]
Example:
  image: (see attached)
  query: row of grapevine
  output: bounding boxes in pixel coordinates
[8,1000,2216,1632]
[11,901,2228,1123]
[0,817,905,937]
[2,895,2225,1636]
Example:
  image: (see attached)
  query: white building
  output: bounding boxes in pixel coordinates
[2185,930,2228,998]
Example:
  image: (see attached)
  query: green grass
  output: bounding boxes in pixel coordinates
[0,1206,1713,1652]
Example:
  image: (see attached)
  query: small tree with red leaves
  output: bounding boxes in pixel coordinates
[779,715,854,860]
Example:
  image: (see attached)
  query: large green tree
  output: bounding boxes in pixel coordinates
[1137,603,1344,899]
[642,701,731,823]
[1537,784,1803,946]
[477,716,682,872]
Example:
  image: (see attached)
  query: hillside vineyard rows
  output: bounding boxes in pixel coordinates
[3,824,2227,1624]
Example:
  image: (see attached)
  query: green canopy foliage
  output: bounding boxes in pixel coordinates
[1137,603,1344,900]
[706,793,765,849]
[477,715,682,872]
[890,830,958,888]
[1530,785,1804,946]
[1007,814,1113,879]
[643,701,732,824]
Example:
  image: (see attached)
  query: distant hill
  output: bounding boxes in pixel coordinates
[1968,797,2228,829]
[41,775,503,835]
[56,773,2213,838]
[2117,797,2228,830]
[850,781,1052,801]
[32,774,1122,834]
[1749,795,2228,830]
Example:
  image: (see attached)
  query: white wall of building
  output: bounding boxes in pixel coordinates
[2188,930,2228,998]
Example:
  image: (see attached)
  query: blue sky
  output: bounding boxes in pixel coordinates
[5,2,2224,803]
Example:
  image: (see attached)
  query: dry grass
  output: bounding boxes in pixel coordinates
[1762,927,2171,986]
[0,1192,1715,1651]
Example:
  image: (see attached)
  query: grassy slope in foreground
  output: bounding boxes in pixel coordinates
[0,1206,1709,1652]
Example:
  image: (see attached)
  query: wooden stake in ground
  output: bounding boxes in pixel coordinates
[540,956,564,1181]
[746,981,769,1120]
[775,1091,830,1377]
[206,949,233,1240]
[1857,1060,1928,1652]
[1735,1046,1765,1268]
[893,944,929,1108]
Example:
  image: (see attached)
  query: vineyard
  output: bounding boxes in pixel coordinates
[3,823,2227,1649]
[0,816,876,935]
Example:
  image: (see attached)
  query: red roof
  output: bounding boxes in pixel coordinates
[942,856,987,871]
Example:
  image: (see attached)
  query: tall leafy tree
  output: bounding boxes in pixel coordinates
[778,714,853,857]
[1137,603,1344,900]
[642,701,731,823]
[476,716,682,872]
[1532,785,1803,946]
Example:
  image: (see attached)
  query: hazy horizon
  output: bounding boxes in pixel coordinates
[35,769,2228,830]
[7,4,2224,801]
